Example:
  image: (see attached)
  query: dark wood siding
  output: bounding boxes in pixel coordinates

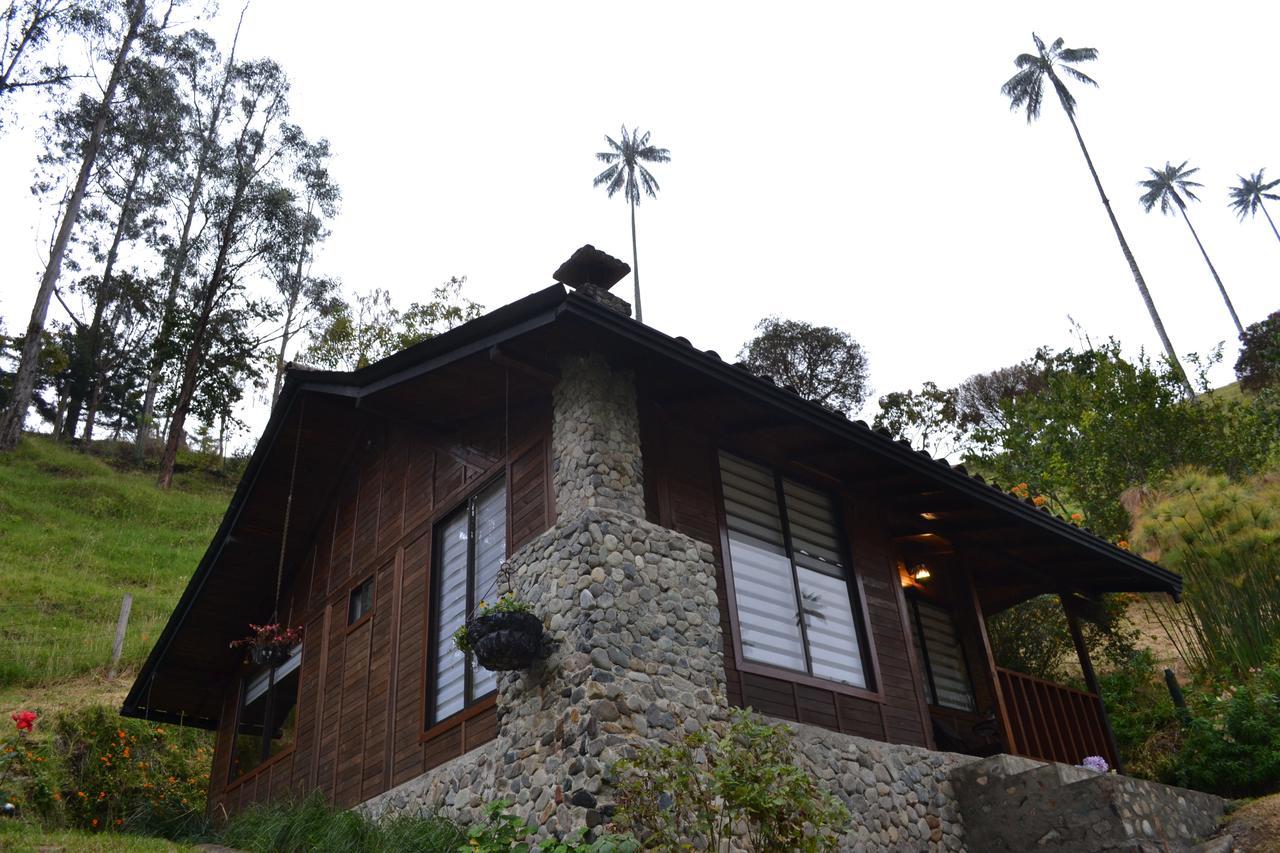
[641,402,931,748]
[209,403,552,816]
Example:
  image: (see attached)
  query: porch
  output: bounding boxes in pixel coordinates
[896,546,1123,771]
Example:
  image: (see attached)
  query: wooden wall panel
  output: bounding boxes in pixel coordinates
[328,480,357,596]
[352,455,381,568]
[403,438,435,532]
[289,609,327,794]
[334,617,371,807]
[361,560,396,801]
[312,605,345,800]
[391,532,429,785]
[510,438,549,549]
[377,439,406,552]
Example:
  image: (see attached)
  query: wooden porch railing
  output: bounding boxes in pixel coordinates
[996,667,1117,768]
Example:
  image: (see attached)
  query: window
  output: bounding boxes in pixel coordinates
[348,576,374,625]
[230,644,302,780]
[909,598,977,711]
[430,478,507,725]
[718,452,868,688]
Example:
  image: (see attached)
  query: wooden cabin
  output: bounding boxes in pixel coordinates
[123,248,1180,824]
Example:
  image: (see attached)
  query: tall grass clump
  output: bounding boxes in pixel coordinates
[1132,469,1280,676]
[217,792,464,853]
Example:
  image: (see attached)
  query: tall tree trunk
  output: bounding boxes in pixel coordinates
[1179,205,1243,336]
[0,0,147,451]
[1061,110,1194,397]
[80,159,145,446]
[272,293,296,405]
[1260,201,1280,247]
[629,197,642,323]
[136,8,246,461]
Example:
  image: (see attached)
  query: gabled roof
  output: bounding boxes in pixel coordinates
[123,282,1179,727]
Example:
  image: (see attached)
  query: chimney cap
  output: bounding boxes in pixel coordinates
[553,245,631,290]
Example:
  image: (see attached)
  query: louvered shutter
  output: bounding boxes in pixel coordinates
[915,601,976,711]
[470,481,507,699]
[719,453,806,672]
[433,510,469,721]
[783,479,866,687]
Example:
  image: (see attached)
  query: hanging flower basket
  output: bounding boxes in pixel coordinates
[231,623,303,666]
[468,611,544,671]
[453,595,543,672]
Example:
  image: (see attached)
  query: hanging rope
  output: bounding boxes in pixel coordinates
[272,396,306,624]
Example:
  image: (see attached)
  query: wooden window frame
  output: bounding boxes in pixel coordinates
[907,592,978,713]
[226,646,303,786]
[714,451,879,701]
[347,574,375,630]
[424,474,507,731]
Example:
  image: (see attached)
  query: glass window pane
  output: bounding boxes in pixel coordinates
[434,510,469,721]
[916,601,976,711]
[797,566,866,687]
[232,674,268,779]
[720,453,805,672]
[471,481,506,700]
[348,577,374,624]
[266,652,302,759]
[782,479,846,576]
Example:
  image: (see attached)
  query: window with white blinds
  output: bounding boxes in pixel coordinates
[909,598,977,711]
[431,478,507,725]
[719,452,868,688]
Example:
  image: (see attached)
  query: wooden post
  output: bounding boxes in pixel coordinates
[965,565,1016,754]
[1059,593,1124,773]
[108,593,133,680]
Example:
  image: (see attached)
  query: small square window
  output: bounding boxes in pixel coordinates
[348,577,374,625]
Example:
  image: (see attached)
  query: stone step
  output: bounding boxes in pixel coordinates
[952,754,1225,852]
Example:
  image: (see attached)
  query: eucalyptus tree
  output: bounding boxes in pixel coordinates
[135,21,239,459]
[1140,161,1243,336]
[1228,169,1280,246]
[61,47,186,443]
[0,0,105,121]
[1001,33,1193,397]
[0,0,149,451]
[156,57,296,488]
[592,125,670,323]
[267,129,341,404]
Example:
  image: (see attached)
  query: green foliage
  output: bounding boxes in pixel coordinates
[1134,470,1280,676]
[873,381,969,458]
[738,317,871,415]
[0,436,232,688]
[218,791,465,853]
[970,341,1276,539]
[987,594,1138,683]
[1094,650,1177,767]
[1162,655,1280,798]
[611,709,850,851]
[461,799,638,852]
[0,705,210,837]
[304,278,482,371]
[1235,310,1280,391]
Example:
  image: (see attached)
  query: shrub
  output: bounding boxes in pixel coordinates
[218,791,465,853]
[1162,655,1280,798]
[1094,650,1177,768]
[462,799,638,852]
[987,594,1138,683]
[611,709,850,851]
[0,704,210,837]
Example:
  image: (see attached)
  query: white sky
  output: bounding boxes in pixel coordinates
[2,0,1278,450]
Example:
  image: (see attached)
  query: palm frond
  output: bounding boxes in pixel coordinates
[1013,52,1041,69]
[637,165,660,200]
[1060,65,1098,87]
[1032,32,1047,55]
[637,145,671,163]
[1058,47,1099,63]
[593,163,621,190]
[1050,74,1077,116]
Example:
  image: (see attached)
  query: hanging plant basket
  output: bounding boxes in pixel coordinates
[465,611,544,671]
[231,623,303,666]
[250,644,293,667]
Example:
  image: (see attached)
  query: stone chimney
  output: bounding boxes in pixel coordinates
[553,245,632,317]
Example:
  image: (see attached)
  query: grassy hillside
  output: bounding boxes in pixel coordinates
[0,436,234,698]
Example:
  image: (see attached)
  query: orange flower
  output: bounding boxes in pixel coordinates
[116,818,124,826]
[1117,540,1130,551]
[92,818,98,828]
[1032,495,1047,507]
[1070,512,1083,523]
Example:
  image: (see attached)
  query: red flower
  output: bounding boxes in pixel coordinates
[11,710,36,732]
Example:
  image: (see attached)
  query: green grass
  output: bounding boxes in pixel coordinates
[217,792,465,853]
[0,821,198,852]
[0,436,234,689]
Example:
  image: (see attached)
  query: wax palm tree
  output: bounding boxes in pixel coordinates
[593,126,670,323]
[1228,169,1280,246]
[1001,34,1194,396]
[1140,161,1243,336]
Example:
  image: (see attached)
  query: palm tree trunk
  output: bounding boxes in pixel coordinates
[630,197,642,323]
[1260,200,1280,247]
[1179,205,1243,336]
[0,0,146,451]
[1061,110,1194,397]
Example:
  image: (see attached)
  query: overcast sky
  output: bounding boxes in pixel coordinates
[2,0,1278,450]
